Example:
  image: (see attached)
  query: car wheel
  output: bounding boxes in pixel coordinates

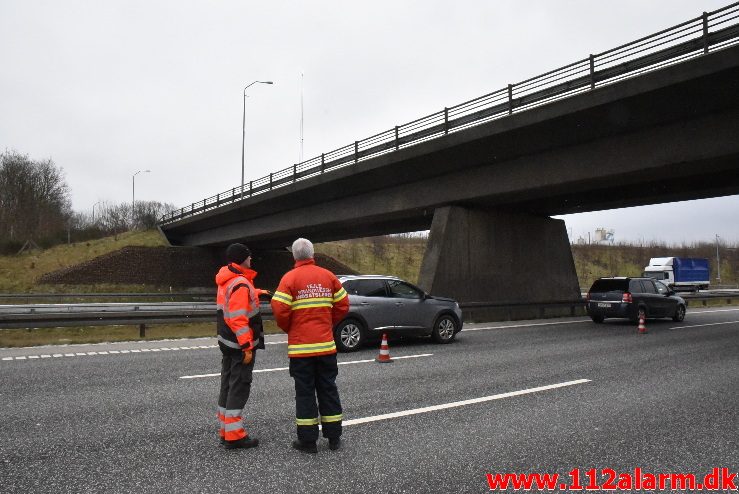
[590,315,604,323]
[334,319,364,352]
[672,304,686,322]
[431,314,458,344]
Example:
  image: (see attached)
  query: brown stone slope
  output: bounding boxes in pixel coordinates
[38,246,358,289]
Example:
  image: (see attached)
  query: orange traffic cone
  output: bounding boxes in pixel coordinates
[638,313,647,334]
[375,333,394,363]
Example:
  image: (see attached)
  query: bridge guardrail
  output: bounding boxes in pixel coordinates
[460,293,736,320]
[159,2,739,225]
[1,293,732,331]
[0,302,273,332]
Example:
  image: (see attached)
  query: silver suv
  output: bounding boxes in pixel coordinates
[333,275,463,352]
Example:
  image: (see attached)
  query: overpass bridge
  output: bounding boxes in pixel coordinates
[159,3,739,304]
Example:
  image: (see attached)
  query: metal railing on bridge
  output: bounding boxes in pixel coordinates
[161,2,739,225]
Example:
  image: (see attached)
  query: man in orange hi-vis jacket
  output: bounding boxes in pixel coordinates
[216,243,266,450]
[271,238,349,454]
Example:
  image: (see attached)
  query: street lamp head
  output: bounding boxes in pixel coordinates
[244,80,275,93]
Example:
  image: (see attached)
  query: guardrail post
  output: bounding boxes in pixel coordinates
[269,173,273,189]
[354,141,359,163]
[507,84,513,115]
[444,107,449,134]
[589,54,595,89]
[216,193,220,206]
[139,323,146,338]
[702,12,709,54]
[293,164,297,182]
[249,180,253,195]
[321,153,325,173]
[395,126,399,150]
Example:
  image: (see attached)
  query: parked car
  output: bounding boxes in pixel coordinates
[333,275,463,351]
[586,277,686,323]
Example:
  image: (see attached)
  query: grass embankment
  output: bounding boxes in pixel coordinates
[571,243,737,290]
[315,236,427,284]
[0,230,167,293]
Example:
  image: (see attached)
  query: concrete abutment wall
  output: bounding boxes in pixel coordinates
[418,206,581,315]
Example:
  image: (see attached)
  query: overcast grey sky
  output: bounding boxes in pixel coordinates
[1,0,736,244]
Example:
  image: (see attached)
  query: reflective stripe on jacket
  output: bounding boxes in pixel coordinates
[216,263,263,351]
[270,258,349,358]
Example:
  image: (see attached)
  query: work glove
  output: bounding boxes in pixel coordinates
[243,349,253,365]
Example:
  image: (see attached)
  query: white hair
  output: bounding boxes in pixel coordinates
[291,238,314,260]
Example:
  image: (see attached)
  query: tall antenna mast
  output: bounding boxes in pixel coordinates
[299,72,304,163]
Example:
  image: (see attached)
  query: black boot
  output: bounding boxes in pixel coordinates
[224,436,259,449]
[328,438,341,451]
[292,440,318,454]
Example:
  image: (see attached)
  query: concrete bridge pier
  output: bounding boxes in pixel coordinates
[417,206,580,316]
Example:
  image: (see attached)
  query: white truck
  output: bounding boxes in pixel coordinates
[642,257,710,292]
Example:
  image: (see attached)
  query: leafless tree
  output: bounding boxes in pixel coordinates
[0,150,71,249]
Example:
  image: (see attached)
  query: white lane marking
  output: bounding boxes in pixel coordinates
[0,343,224,362]
[669,320,739,330]
[688,307,739,314]
[464,320,590,332]
[179,353,434,379]
[343,379,592,427]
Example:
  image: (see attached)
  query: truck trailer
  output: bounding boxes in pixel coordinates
[642,257,710,291]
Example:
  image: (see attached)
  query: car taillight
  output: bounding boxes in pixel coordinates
[622,292,633,303]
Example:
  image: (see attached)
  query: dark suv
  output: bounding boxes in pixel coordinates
[586,277,686,323]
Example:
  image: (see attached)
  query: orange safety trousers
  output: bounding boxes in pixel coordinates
[217,351,256,442]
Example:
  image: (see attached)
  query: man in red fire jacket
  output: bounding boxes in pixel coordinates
[216,243,265,449]
[271,238,349,453]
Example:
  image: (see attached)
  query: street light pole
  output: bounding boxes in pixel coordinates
[241,80,273,199]
[132,169,151,223]
[716,234,721,285]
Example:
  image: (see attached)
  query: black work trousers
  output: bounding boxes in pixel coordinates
[289,354,343,442]
[218,350,256,411]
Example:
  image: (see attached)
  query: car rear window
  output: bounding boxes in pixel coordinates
[589,279,628,292]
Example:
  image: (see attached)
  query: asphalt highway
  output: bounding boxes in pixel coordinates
[1,308,737,493]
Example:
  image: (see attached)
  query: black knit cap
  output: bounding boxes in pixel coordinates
[226,243,251,264]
